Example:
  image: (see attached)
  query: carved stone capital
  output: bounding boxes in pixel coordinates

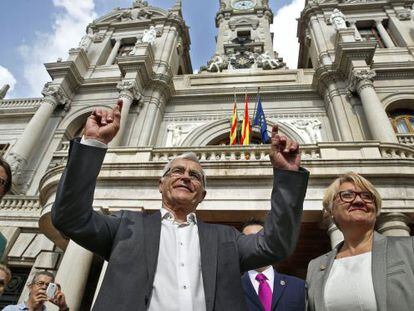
[116,80,142,102]
[41,83,71,110]
[348,69,376,93]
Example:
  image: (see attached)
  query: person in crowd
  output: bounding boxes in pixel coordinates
[0,158,12,199]
[306,172,414,311]
[3,271,68,311]
[241,219,305,311]
[0,264,12,295]
[51,100,309,310]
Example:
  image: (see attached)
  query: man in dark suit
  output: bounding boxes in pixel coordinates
[241,220,306,311]
[51,100,309,311]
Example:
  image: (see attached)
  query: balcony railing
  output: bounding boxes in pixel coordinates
[397,133,414,146]
[0,98,42,110]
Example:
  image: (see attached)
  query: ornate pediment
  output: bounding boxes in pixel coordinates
[228,17,260,30]
[94,7,168,25]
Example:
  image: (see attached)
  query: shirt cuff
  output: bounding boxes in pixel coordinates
[80,135,108,149]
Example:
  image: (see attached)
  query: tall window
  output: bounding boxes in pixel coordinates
[0,144,9,158]
[389,110,414,134]
[358,26,384,47]
[117,43,134,58]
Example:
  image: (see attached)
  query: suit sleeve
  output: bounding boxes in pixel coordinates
[237,168,309,271]
[51,139,121,260]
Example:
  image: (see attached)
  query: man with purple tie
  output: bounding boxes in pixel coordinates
[241,220,306,311]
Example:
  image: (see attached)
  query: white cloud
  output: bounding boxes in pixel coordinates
[18,0,97,97]
[271,0,305,69]
[0,66,17,96]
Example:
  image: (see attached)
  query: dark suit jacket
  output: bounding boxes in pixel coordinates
[242,270,305,311]
[306,232,414,311]
[51,140,309,311]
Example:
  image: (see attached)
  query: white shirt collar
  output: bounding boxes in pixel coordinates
[248,265,275,294]
[161,207,197,225]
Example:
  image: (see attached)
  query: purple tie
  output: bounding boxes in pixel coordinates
[255,273,272,311]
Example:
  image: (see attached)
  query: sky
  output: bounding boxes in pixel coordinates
[0,0,305,99]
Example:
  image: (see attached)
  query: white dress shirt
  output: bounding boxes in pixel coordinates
[324,252,377,311]
[148,208,206,311]
[248,265,275,294]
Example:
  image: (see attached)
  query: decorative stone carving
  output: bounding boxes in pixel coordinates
[330,9,347,30]
[344,0,375,3]
[118,10,132,21]
[348,69,376,93]
[133,0,148,8]
[78,27,94,52]
[205,53,228,72]
[6,152,27,185]
[229,51,255,69]
[142,26,157,45]
[166,123,200,147]
[256,52,285,70]
[280,119,322,143]
[116,80,142,102]
[41,83,71,110]
[93,32,105,43]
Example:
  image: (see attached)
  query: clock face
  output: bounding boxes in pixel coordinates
[232,0,255,10]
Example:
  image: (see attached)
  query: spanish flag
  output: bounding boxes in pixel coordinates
[240,94,251,145]
[230,101,238,145]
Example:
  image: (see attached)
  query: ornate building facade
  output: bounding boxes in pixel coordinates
[0,0,413,308]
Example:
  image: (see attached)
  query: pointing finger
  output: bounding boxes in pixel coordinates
[271,124,278,138]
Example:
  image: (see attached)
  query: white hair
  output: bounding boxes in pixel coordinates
[161,152,206,187]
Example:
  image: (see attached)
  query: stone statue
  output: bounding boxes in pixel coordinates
[133,0,148,8]
[257,52,284,70]
[142,26,157,45]
[166,123,193,147]
[330,9,347,30]
[78,27,94,51]
[291,119,322,143]
[207,53,227,72]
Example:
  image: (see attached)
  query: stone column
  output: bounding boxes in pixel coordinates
[105,39,122,65]
[309,16,332,66]
[138,87,166,146]
[349,69,398,143]
[375,20,395,48]
[377,212,411,236]
[327,221,344,249]
[51,241,94,311]
[348,21,362,41]
[109,80,141,147]
[325,78,354,141]
[7,84,69,183]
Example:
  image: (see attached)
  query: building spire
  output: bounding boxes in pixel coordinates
[169,0,182,17]
[0,84,10,99]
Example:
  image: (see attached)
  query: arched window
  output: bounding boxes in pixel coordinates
[389,109,414,134]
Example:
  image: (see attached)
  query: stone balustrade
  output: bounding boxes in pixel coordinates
[0,98,42,110]
[0,196,40,211]
[397,133,414,146]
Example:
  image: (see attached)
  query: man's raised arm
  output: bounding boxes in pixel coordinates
[51,101,124,260]
[238,124,309,271]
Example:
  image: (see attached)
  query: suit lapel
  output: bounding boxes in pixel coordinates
[271,271,286,311]
[241,273,264,310]
[314,247,338,311]
[198,220,218,311]
[372,232,387,311]
[143,211,161,297]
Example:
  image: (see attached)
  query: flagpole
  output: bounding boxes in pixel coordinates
[252,87,260,126]
[233,87,237,144]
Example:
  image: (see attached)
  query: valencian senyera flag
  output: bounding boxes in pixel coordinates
[253,95,270,143]
[240,94,251,145]
[229,101,238,145]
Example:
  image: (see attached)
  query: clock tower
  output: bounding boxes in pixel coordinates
[201,0,285,72]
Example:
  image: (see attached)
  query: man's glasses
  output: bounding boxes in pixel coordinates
[337,190,374,203]
[33,281,50,287]
[0,177,7,188]
[164,167,204,184]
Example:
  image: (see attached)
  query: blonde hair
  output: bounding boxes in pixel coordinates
[0,264,12,283]
[323,172,382,217]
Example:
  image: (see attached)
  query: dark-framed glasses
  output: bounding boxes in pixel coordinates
[33,281,50,287]
[164,166,204,184]
[338,190,374,203]
[0,177,7,188]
